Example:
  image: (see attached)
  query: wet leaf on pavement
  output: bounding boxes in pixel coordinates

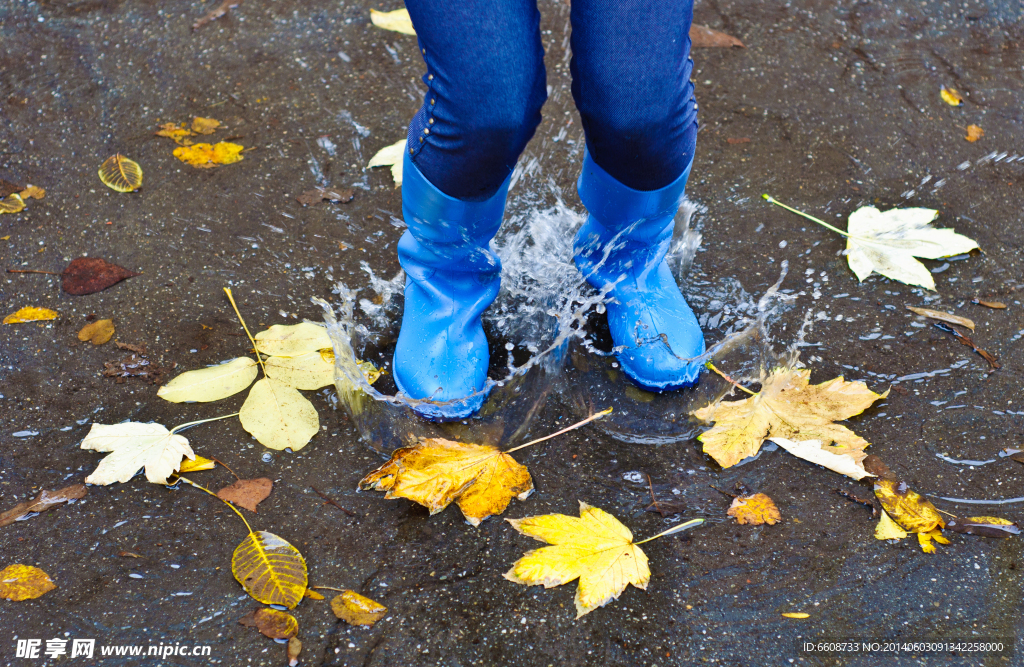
[369,8,416,35]
[504,502,650,619]
[906,306,975,331]
[690,24,744,48]
[782,612,810,619]
[191,117,221,134]
[368,139,406,187]
[296,187,355,206]
[265,351,335,390]
[940,87,963,106]
[769,437,875,480]
[0,178,24,198]
[360,437,533,526]
[218,478,273,513]
[0,193,26,214]
[78,319,115,345]
[873,478,949,553]
[254,322,333,357]
[240,608,298,639]
[232,530,307,609]
[81,422,194,485]
[728,493,781,525]
[4,306,57,324]
[157,357,259,403]
[62,257,141,295]
[331,590,388,626]
[287,637,301,666]
[693,367,887,469]
[19,185,44,200]
[239,377,319,451]
[965,124,984,142]
[156,122,196,145]
[0,564,56,601]
[874,510,909,540]
[0,484,87,528]
[193,0,241,30]
[173,142,244,168]
[178,455,216,473]
[972,299,1006,309]
[945,516,1020,539]
[303,588,324,600]
[98,154,143,192]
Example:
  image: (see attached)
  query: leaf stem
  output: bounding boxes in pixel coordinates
[170,412,241,434]
[6,268,61,275]
[705,362,756,395]
[762,194,853,239]
[177,476,253,533]
[310,585,346,593]
[505,408,613,454]
[634,518,705,545]
[223,287,266,376]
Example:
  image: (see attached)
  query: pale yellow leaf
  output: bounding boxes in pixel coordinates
[369,8,416,35]
[4,306,57,324]
[367,139,406,187]
[905,306,974,331]
[875,510,908,540]
[769,437,875,480]
[254,322,333,357]
[239,377,319,451]
[265,351,335,390]
[81,422,194,485]
[191,117,221,134]
[157,357,258,403]
[98,154,143,192]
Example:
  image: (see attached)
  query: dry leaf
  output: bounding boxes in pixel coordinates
[232,530,308,608]
[331,590,388,626]
[303,588,324,600]
[155,123,195,145]
[945,516,1020,539]
[296,187,355,206]
[249,608,299,639]
[906,306,975,331]
[191,117,221,134]
[19,185,44,200]
[254,322,333,357]
[218,478,273,513]
[769,437,875,480]
[693,367,888,469]
[265,351,335,390]
[4,306,57,324]
[78,319,115,345]
[360,437,534,526]
[157,357,259,403]
[62,257,141,295]
[0,178,24,198]
[239,377,319,451]
[940,87,963,106]
[505,502,650,618]
[0,193,25,214]
[194,0,241,30]
[973,298,1006,309]
[178,456,216,473]
[173,142,244,168]
[728,493,781,525]
[874,510,909,540]
[367,139,406,187]
[287,637,301,667]
[0,484,87,528]
[965,124,984,142]
[873,478,949,553]
[81,422,194,485]
[98,154,143,192]
[0,564,56,601]
[782,612,810,619]
[369,8,416,35]
[845,206,979,290]
[689,23,744,48]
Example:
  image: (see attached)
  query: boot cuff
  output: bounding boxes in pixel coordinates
[577,149,692,223]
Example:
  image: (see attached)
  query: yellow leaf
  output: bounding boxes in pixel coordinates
[782,612,810,619]
[0,564,56,601]
[727,493,781,525]
[303,588,324,600]
[254,322,333,357]
[191,116,221,134]
[178,455,216,473]
[232,530,308,609]
[692,367,887,469]
[360,437,534,526]
[367,139,407,187]
[504,502,650,619]
[155,122,196,145]
[874,478,947,553]
[81,422,194,485]
[369,8,416,35]
[265,351,335,390]
[249,608,299,639]
[173,142,244,168]
[845,207,979,290]
[331,590,388,626]
[0,193,26,214]
[18,185,45,200]
[940,87,963,106]
[77,319,115,345]
[4,306,58,324]
[918,528,950,554]
[157,357,259,403]
[239,377,319,451]
[965,124,984,142]
[98,154,143,192]
[905,306,974,331]
[874,510,908,540]
[769,437,874,480]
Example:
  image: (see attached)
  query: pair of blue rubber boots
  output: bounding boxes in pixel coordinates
[393,150,705,420]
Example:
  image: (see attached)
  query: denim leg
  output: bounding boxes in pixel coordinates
[405,0,548,202]
[569,0,697,191]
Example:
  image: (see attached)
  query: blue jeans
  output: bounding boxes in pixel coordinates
[404,0,697,201]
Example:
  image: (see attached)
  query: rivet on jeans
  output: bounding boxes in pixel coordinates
[423,128,430,134]
[427,74,434,81]
[430,98,435,105]
[428,118,434,125]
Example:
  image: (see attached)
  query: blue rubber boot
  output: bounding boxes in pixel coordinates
[393,152,509,420]
[574,149,705,391]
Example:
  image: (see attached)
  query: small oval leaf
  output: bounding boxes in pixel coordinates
[158,357,259,403]
[232,531,308,609]
[98,154,143,192]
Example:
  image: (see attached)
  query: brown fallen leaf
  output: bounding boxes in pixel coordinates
[115,341,146,354]
[78,319,115,346]
[972,298,1006,309]
[62,257,141,295]
[965,124,984,142]
[945,516,1020,539]
[102,350,176,385]
[331,590,387,627]
[296,187,355,206]
[727,493,781,525]
[933,323,1000,370]
[906,305,975,331]
[862,455,897,481]
[119,551,144,558]
[690,23,745,48]
[0,178,25,198]
[873,478,948,553]
[287,637,301,667]
[0,484,87,528]
[0,564,56,600]
[218,478,273,513]
[248,608,298,639]
[194,0,242,30]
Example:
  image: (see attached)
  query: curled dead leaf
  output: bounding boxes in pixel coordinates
[873,478,949,553]
[972,299,1006,309]
[331,590,388,626]
[19,185,44,200]
[945,516,1020,539]
[367,140,406,187]
[728,493,781,525]
[178,455,216,473]
[296,187,355,206]
[287,637,301,667]
[156,123,195,145]
[906,306,974,331]
[369,8,416,35]
[0,484,87,528]
[249,608,298,639]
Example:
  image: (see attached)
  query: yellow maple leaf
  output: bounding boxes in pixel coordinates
[692,367,888,469]
[4,306,58,324]
[173,142,244,168]
[727,493,781,525]
[873,478,949,553]
[360,437,533,526]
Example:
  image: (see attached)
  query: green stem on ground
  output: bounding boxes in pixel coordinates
[705,362,756,395]
[170,412,241,434]
[762,194,858,239]
[223,287,267,376]
[634,518,705,545]
[505,408,613,454]
[177,476,253,533]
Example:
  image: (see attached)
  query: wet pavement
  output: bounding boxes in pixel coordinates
[2,0,1024,665]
